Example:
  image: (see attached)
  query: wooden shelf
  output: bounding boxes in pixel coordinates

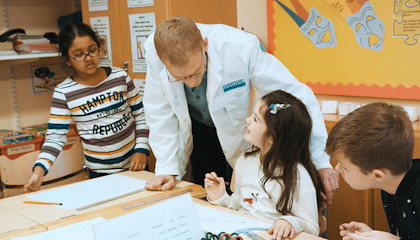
[0,52,59,61]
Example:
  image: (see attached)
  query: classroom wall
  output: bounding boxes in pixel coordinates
[1,1,418,132]
[236,0,420,114]
[0,0,78,130]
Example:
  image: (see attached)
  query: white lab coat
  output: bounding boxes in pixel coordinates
[144,23,332,177]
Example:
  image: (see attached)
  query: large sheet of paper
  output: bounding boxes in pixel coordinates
[28,174,146,210]
[194,204,271,234]
[93,193,203,240]
[12,218,105,240]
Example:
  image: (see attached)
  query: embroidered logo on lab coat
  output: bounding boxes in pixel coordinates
[222,79,246,93]
[243,193,259,204]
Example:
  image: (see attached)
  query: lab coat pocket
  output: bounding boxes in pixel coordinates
[223,88,250,126]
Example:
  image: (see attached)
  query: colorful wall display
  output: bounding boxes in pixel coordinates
[267,0,420,99]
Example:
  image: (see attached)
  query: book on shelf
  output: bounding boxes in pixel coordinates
[0,42,17,56]
[0,132,35,145]
[13,34,58,54]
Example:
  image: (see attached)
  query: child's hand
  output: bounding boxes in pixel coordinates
[204,172,226,201]
[129,152,147,171]
[339,221,372,237]
[268,219,295,240]
[24,166,45,193]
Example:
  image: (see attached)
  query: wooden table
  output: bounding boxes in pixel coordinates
[0,170,324,240]
[0,170,206,239]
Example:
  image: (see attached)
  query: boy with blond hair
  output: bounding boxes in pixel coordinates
[326,102,420,240]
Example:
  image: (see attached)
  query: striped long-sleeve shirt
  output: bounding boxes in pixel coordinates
[34,67,149,174]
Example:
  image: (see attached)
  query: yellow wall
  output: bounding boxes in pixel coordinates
[236,0,420,114]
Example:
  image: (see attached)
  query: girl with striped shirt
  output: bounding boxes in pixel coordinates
[24,22,149,192]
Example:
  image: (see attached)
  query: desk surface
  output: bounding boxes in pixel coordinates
[0,171,205,239]
[0,171,324,240]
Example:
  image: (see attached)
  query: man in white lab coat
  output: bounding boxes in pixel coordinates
[144,16,339,204]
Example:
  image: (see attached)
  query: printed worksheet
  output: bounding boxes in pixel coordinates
[195,203,271,234]
[92,193,203,240]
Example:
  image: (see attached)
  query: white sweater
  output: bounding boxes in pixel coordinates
[209,153,319,236]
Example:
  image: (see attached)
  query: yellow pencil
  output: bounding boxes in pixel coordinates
[24,201,63,205]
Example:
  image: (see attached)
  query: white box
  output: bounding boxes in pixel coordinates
[322,101,337,114]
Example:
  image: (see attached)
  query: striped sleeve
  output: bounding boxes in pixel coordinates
[34,88,71,174]
[125,74,150,155]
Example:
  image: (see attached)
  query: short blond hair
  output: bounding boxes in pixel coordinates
[154,16,203,67]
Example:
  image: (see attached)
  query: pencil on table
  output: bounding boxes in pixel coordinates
[24,201,63,205]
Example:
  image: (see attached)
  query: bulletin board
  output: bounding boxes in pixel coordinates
[267,0,420,100]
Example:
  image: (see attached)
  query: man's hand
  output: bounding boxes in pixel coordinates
[129,152,147,171]
[318,168,340,204]
[339,221,399,240]
[145,174,176,191]
[23,166,45,193]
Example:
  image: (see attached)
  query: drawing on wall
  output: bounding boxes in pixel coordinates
[267,0,420,100]
[136,36,146,59]
[275,0,337,48]
[99,35,109,59]
[30,64,66,95]
[324,0,384,51]
[393,0,420,45]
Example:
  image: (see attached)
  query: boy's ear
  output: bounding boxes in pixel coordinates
[372,168,386,181]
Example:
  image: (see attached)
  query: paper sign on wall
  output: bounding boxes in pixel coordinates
[129,13,156,73]
[88,0,108,12]
[128,0,154,8]
[90,16,113,67]
[133,79,145,96]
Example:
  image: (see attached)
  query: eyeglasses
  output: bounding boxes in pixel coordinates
[166,51,207,82]
[72,48,100,62]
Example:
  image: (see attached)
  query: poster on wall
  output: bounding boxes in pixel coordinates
[88,0,108,12]
[127,0,154,8]
[90,16,113,67]
[267,0,420,100]
[129,13,156,73]
[133,79,145,96]
[30,63,66,95]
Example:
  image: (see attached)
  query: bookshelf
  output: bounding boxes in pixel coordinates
[0,52,59,61]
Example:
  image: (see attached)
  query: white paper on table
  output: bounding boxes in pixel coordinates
[28,174,147,210]
[194,203,271,234]
[12,217,106,240]
[92,193,203,240]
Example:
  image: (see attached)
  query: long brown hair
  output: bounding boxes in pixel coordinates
[245,90,324,214]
